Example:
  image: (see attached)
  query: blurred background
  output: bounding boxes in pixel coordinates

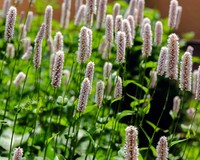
[1,0,200,41]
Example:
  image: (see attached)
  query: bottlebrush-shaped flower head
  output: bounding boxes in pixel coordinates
[150,70,157,89]
[125,126,139,160]
[157,47,168,76]
[168,0,178,29]
[175,6,182,30]
[142,23,152,58]
[54,31,63,52]
[33,23,45,69]
[154,21,163,46]
[127,15,135,39]
[4,6,17,42]
[2,0,11,18]
[136,0,145,26]
[77,78,90,112]
[75,0,83,13]
[75,4,86,26]
[87,28,92,59]
[156,136,168,160]
[25,11,33,31]
[77,26,89,63]
[13,72,26,87]
[166,33,179,80]
[96,0,107,29]
[140,17,150,38]
[115,15,123,33]
[6,43,15,58]
[103,62,112,79]
[105,15,113,43]
[22,46,32,60]
[123,19,133,47]
[128,0,136,17]
[13,147,23,160]
[192,70,198,96]
[195,66,200,100]
[95,80,105,108]
[63,69,70,85]
[116,31,126,63]
[179,52,192,91]
[19,24,27,40]
[114,76,122,98]
[186,45,194,55]
[173,96,180,114]
[44,5,53,39]
[34,23,45,43]
[51,51,64,88]
[60,0,71,29]
[113,3,120,29]
[85,61,95,92]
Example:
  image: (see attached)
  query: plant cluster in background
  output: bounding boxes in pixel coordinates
[0,0,199,159]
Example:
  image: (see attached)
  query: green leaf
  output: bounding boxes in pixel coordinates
[146,121,160,132]
[97,117,109,124]
[130,98,150,109]
[47,132,60,144]
[169,110,177,119]
[116,110,135,121]
[150,146,157,157]
[124,80,148,94]
[143,102,151,114]
[182,32,195,41]
[142,61,157,69]
[111,96,123,104]
[82,104,96,114]
[126,94,138,101]
[169,139,188,148]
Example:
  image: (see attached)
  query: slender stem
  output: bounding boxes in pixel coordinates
[8,62,30,159]
[144,83,171,160]
[85,108,101,159]
[181,101,199,159]
[43,88,56,160]
[71,112,81,159]
[8,113,18,160]
[170,91,185,145]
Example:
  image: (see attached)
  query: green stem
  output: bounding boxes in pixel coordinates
[71,112,81,159]
[181,101,199,159]
[144,83,171,160]
[170,91,185,145]
[43,88,56,160]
